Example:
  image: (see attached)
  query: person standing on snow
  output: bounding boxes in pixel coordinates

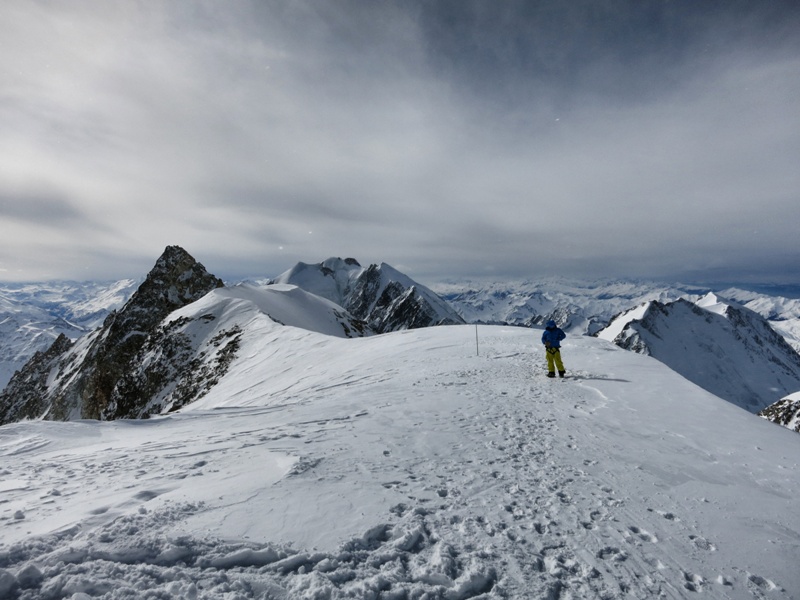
[541,320,566,378]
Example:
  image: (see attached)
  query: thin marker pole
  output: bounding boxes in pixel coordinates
[475,324,479,356]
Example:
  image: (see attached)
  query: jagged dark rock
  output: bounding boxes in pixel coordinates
[106,317,243,419]
[759,395,800,433]
[0,334,73,424]
[75,245,224,419]
[0,246,224,424]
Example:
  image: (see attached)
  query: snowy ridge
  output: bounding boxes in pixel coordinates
[0,297,82,389]
[123,283,372,416]
[4,273,800,395]
[0,281,371,423]
[271,257,364,306]
[1,326,798,598]
[435,279,800,355]
[186,283,373,339]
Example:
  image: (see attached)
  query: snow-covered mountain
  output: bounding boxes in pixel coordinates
[1,322,799,598]
[597,293,800,413]
[0,296,82,390]
[0,279,137,389]
[2,252,800,596]
[5,268,800,404]
[272,257,465,333]
[718,287,800,353]
[105,283,372,418]
[435,279,800,353]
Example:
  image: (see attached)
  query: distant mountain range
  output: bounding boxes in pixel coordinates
[434,279,800,352]
[0,279,138,387]
[1,247,799,433]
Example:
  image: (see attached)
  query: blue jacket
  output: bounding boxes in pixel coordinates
[541,321,566,349]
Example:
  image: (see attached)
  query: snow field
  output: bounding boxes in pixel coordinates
[1,325,799,599]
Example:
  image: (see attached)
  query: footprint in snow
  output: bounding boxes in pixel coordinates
[648,508,680,522]
[689,535,716,551]
[382,481,406,490]
[747,573,778,592]
[597,546,628,562]
[627,525,658,543]
[683,571,705,592]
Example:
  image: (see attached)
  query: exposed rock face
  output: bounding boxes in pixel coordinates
[272,258,464,333]
[0,246,224,424]
[76,245,225,419]
[104,313,243,419]
[0,334,73,424]
[759,393,800,433]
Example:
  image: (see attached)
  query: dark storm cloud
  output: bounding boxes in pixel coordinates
[0,0,798,284]
[0,192,86,226]
[414,0,800,92]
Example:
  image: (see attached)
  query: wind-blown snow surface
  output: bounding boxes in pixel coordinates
[1,326,799,599]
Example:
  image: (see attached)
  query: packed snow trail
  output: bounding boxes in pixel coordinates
[1,326,798,599]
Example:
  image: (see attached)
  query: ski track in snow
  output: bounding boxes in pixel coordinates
[0,327,798,599]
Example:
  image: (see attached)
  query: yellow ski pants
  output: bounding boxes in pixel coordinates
[546,347,565,374]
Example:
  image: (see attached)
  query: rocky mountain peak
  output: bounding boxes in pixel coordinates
[78,246,223,419]
[122,245,223,316]
[0,246,226,423]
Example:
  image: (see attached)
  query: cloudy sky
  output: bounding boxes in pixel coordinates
[1,0,799,286]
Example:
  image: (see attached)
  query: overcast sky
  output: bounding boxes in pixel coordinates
[1,0,799,286]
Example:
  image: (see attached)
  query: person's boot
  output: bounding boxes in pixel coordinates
[558,371,565,378]
[547,372,555,378]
